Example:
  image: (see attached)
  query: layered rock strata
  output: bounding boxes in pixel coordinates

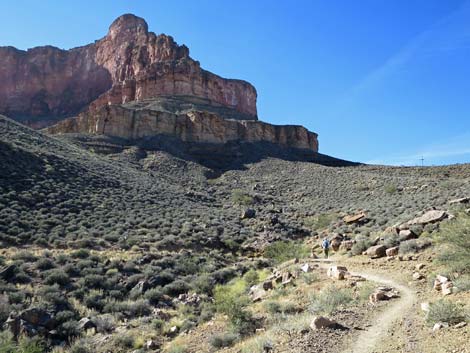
[46,104,318,152]
[0,14,257,123]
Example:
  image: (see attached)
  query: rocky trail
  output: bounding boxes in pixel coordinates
[314,259,417,353]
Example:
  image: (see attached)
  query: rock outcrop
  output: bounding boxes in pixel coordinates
[46,104,318,151]
[0,14,257,125]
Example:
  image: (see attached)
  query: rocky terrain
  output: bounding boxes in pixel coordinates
[1,114,469,353]
[0,12,469,353]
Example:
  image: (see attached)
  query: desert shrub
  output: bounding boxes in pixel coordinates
[166,342,188,353]
[399,239,419,254]
[0,295,11,324]
[104,299,151,318]
[435,214,470,274]
[264,300,298,315]
[351,236,372,256]
[264,241,309,264]
[8,291,24,305]
[243,269,259,287]
[209,332,239,348]
[304,213,337,231]
[231,189,254,206]
[0,332,45,353]
[144,288,163,305]
[310,285,354,315]
[454,276,470,292]
[36,258,55,270]
[426,300,467,325]
[84,291,105,311]
[151,318,164,331]
[191,274,214,295]
[385,184,397,194]
[112,334,135,350]
[71,249,90,259]
[214,281,253,334]
[163,280,190,296]
[44,269,70,286]
[12,251,37,262]
[383,234,399,249]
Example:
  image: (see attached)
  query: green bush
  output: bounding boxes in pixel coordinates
[310,285,354,315]
[44,269,70,286]
[399,239,419,254]
[426,300,467,325]
[435,214,470,274]
[454,275,470,292]
[209,332,239,348]
[243,269,259,287]
[231,189,254,206]
[304,213,337,231]
[263,241,309,264]
[351,236,372,256]
[214,282,253,334]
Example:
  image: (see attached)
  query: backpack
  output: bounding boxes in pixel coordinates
[322,239,330,249]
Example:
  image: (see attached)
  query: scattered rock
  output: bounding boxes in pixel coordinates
[405,210,448,226]
[327,266,348,280]
[433,275,453,295]
[300,263,311,273]
[415,263,425,270]
[433,322,449,331]
[386,246,399,257]
[77,318,97,332]
[241,208,256,219]
[249,285,267,302]
[365,245,387,259]
[0,265,16,281]
[420,302,430,313]
[146,339,160,349]
[262,280,273,291]
[343,212,367,224]
[310,316,338,330]
[448,197,470,205]
[340,240,355,251]
[399,229,416,241]
[413,272,424,280]
[454,322,467,329]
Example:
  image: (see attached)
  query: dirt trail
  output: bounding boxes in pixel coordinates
[344,270,416,353]
[314,260,417,353]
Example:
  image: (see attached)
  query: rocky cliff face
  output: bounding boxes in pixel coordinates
[46,105,318,152]
[0,14,257,124]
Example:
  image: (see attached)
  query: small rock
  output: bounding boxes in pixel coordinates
[454,322,467,329]
[441,281,453,295]
[327,266,348,280]
[415,263,425,270]
[433,322,448,331]
[420,302,430,312]
[146,339,160,349]
[310,316,337,330]
[241,208,256,219]
[300,263,311,273]
[386,246,399,257]
[413,272,424,280]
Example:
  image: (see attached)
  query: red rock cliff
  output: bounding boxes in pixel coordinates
[0,14,257,123]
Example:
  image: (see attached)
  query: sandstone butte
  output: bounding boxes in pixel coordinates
[0,14,319,152]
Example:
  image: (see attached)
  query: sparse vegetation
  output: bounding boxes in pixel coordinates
[426,300,467,325]
[264,241,309,264]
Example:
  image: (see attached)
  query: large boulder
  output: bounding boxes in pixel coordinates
[405,210,448,226]
[365,245,387,258]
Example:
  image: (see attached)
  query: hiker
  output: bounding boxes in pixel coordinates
[321,237,330,258]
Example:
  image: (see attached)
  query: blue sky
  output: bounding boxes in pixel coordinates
[1,0,469,165]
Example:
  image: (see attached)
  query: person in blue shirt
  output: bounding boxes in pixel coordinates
[321,238,330,258]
